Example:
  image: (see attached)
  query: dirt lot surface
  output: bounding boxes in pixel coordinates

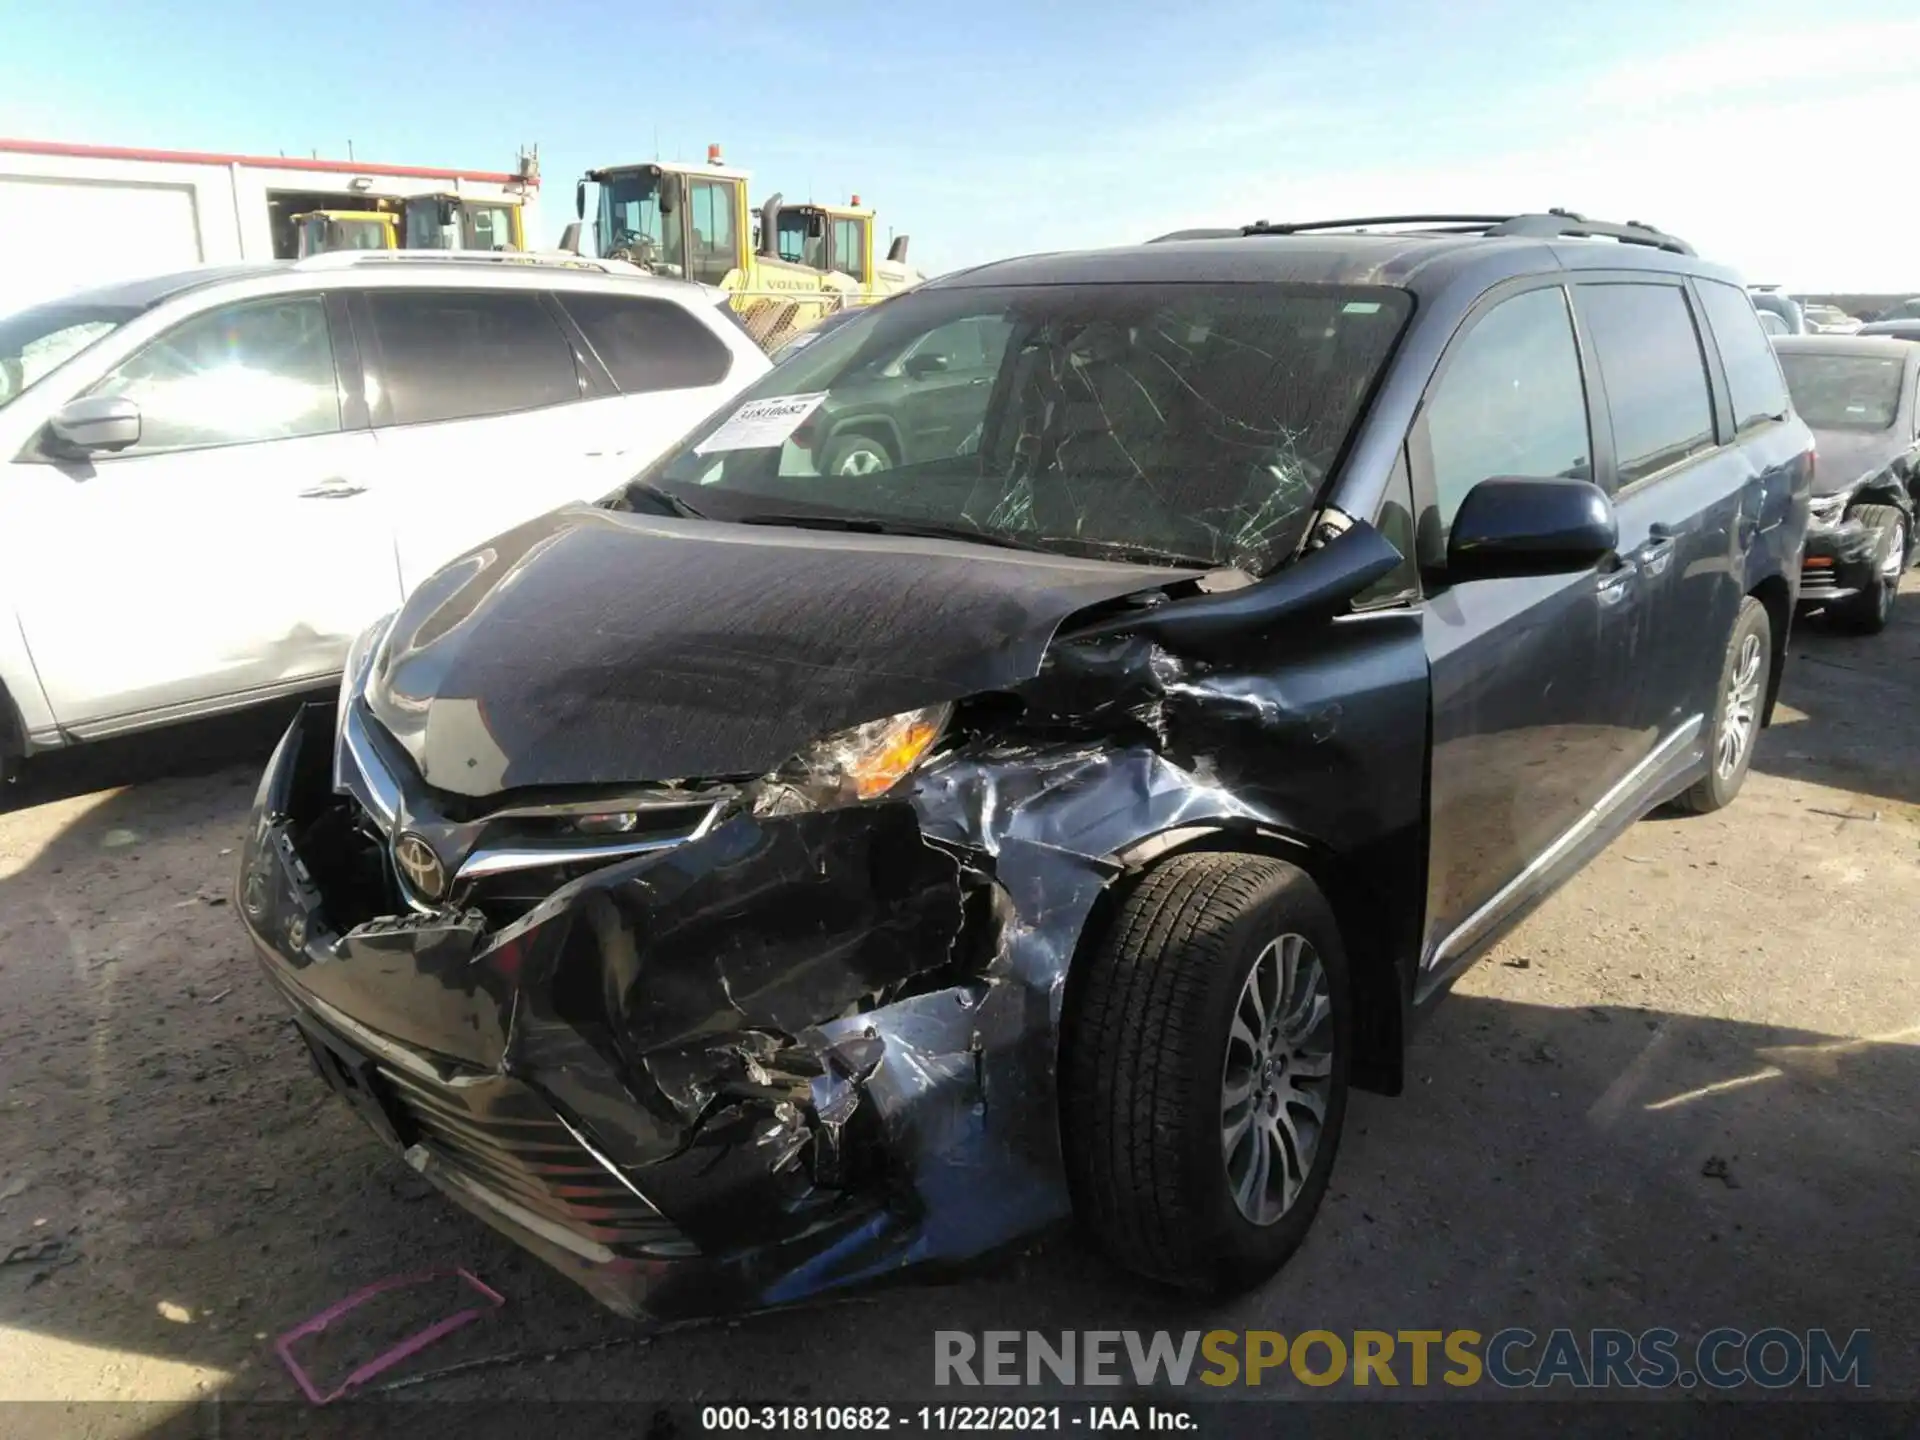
[1,585,1916,1428]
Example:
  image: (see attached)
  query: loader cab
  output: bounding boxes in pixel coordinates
[402,194,524,251]
[583,162,748,285]
[292,210,397,258]
[773,203,872,288]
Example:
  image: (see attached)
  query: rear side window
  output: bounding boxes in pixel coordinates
[557,292,733,392]
[1697,280,1789,431]
[363,289,579,427]
[1424,285,1592,532]
[1576,284,1715,486]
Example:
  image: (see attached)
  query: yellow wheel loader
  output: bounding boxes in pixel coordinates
[292,209,398,257]
[400,193,527,251]
[572,146,922,353]
[294,196,527,258]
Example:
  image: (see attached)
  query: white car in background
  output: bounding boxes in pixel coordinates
[1800,302,1864,335]
[0,252,768,770]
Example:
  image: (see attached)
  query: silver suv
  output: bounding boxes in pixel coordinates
[0,253,768,769]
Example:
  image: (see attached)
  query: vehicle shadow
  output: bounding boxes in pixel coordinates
[0,721,1911,1425]
[1,696,320,816]
[1752,576,1920,811]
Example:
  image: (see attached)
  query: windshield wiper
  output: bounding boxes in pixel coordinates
[736,513,1216,567]
[1034,535,1218,568]
[734,513,1054,553]
[619,481,707,519]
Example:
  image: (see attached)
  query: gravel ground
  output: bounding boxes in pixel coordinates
[0,584,1915,1426]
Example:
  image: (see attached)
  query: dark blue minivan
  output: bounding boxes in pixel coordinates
[238,210,1813,1318]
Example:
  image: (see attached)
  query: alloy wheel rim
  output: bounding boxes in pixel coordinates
[1716,631,1765,780]
[836,447,889,476]
[1220,933,1334,1226]
[1880,522,1906,584]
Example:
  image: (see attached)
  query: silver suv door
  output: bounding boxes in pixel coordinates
[8,291,401,732]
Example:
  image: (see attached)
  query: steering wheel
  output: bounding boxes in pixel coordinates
[607,232,659,269]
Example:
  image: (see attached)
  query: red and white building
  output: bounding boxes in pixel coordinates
[0,138,542,312]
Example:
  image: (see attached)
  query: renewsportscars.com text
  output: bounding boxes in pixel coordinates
[933,1328,1872,1390]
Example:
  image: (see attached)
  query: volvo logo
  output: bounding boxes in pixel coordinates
[393,833,447,902]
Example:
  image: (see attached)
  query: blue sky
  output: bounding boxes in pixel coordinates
[5,0,1918,287]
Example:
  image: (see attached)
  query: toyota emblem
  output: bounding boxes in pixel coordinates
[393,833,447,902]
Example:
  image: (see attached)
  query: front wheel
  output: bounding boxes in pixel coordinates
[1672,595,1771,814]
[1831,504,1906,635]
[820,432,895,478]
[1061,851,1350,1294]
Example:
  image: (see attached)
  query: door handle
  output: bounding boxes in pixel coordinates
[1635,535,1677,577]
[299,480,368,499]
[1595,555,1638,607]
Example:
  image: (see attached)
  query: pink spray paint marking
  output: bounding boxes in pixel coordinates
[273,1267,505,1405]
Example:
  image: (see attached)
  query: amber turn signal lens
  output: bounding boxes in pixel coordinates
[847,716,944,800]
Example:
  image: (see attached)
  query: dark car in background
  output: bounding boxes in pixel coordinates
[790,312,1006,475]
[765,300,866,364]
[1774,335,1920,632]
[237,211,1811,1320]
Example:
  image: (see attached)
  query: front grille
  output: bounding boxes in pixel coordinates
[379,1066,687,1252]
[455,792,731,884]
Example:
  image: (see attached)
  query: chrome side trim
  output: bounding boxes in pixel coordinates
[336,704,401,833]
[1426,714,1704,974]
[454,801,724,882]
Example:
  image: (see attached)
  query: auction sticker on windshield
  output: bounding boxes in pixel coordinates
[696,393,828,454]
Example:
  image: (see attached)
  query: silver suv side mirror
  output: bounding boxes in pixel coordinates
[49,396,141,455]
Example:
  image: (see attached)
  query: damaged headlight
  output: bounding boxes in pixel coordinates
[1808,492,1850,531]
[752,703,952,816]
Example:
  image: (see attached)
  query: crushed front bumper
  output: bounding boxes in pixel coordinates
[1799,518,1886,605]
[237,702,1046,1320]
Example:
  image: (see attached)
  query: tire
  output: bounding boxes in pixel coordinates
[820,432,895,478]
[1060,851,1351,1294]
[1831,504,1905,635]
[1671,595,1771,814]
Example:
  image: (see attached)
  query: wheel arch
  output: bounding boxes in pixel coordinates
[1075,820,1410,1097]
[823,413,904,460]
[1748,571,1792,726]
[1852,479,1913,516]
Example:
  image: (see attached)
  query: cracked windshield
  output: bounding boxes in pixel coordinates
[631,283,1410,571]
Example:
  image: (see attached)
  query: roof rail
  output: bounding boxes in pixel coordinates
[290,250,648,276]
[1145,227,1243,244]
[1212,209,1695,256]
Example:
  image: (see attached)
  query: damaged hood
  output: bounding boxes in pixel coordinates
[365,504,1198,796]
[1809,428,1908,494]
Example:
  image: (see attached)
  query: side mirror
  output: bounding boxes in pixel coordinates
[557,221,582,255]
[758,192,783,260]
[659,173,681,215]
[49,396,141,456]
[1445,476,1618,581]
[575,179,586,221]
[903,352,949,378]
